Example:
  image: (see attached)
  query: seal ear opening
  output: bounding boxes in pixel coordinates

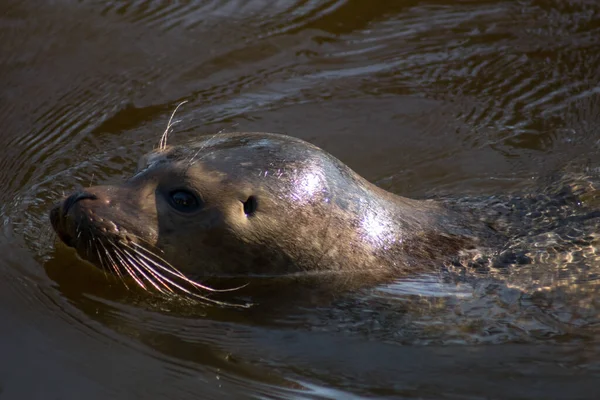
[243,196,258,216]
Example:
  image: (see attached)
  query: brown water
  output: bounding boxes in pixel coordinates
[2,0,600,399]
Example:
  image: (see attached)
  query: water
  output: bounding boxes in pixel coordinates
[1,0,600,398]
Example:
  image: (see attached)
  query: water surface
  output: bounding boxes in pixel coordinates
[1,0,600,398]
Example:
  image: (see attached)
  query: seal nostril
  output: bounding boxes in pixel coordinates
[62,191,98,215]
[243,195,258,216]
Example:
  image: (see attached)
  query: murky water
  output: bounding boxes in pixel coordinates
[2,0,600,398]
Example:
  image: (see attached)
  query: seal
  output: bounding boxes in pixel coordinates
[50,131,503,302]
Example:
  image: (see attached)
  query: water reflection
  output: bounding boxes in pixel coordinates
[377,274,472,298]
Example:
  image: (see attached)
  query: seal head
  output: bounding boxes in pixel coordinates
[50,132,487,293]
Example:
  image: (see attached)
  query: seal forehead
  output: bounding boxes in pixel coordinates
[165,133,319,173]
[188,135,288,157]
[134,151,172,179]
[192,135,278,148]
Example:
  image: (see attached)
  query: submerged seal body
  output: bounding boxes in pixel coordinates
[50,132,504,296]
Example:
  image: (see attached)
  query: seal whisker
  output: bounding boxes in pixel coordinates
[122,255,251,307]
[125,241,248,293]
[159,100,188,151]
[96,248,113,281]
[123,241,198,283]
[188,133,218,165]
[86,232,103,274]
[100,240,132,289]
[97,238,126,283]
[117,244,251,307]
[98,240,121,279]
[91,238,109,280]
[102,241,147,290]
[122,248,203,295]
[112,245,166,293]
[112,231,166,255]
[117,246,176,294]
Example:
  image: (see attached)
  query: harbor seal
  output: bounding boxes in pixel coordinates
[50,131,506,302]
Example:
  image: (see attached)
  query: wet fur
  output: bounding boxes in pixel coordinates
[50,131,505,305]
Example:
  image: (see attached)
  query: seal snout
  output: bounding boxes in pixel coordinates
[61,191,98,215]
[50,203,75,247]
[50,190,99,248]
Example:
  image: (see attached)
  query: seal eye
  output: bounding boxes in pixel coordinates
[169,190,201,212]
[243,196,258,216]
